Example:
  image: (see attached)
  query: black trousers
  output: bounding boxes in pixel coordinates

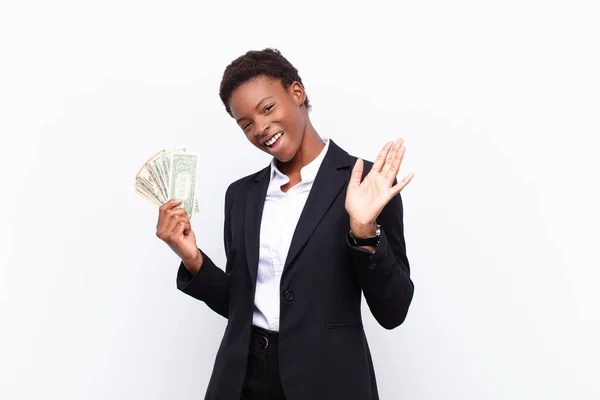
[241,326,287,400]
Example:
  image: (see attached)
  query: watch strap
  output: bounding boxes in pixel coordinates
[349,224,381,246]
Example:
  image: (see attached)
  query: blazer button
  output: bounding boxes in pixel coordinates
[368,263,376,270]
[284,289,295,301]
[259,336,268,349]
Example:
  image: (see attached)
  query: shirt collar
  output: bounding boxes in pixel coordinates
[269,137,330,185]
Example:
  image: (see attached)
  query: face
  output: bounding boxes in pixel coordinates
[229,75,307,162]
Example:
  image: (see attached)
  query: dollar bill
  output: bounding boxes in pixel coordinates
[136,166,166,203]
[152,158,169,198]
[169,152,198,217]
[146,153,168,201]
[162,148,186,195]
[135,182,162,205]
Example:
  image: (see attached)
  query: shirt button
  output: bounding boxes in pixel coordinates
[284,289,295,301]
[368,263,376,270]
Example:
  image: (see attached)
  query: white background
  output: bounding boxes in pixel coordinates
[1,0,599,399]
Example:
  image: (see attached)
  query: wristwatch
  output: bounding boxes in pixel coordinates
[348,224,381,247]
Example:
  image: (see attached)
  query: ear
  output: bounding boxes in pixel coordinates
[289,81,307,107]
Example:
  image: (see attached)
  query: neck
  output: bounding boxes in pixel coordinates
[277,121,324,176]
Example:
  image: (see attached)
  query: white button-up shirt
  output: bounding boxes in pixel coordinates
[252,138,330,332]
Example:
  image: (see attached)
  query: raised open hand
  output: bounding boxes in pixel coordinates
[345,139,414,237]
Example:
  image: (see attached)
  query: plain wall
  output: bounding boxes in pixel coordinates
[1,0,599,399]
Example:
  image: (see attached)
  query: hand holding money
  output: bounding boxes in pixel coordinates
[156,199,203,274]
[135,148,203,274]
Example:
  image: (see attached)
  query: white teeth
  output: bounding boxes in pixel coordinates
[266,132,283,146]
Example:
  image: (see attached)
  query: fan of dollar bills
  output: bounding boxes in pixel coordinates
[134,148,200,216]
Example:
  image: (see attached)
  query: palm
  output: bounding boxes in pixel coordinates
[345,139,414,226]
[346,172,394,216]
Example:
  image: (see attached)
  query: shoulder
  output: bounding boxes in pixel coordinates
[224,164,270,200]
[336,142,376,179]
[318,138,379,179]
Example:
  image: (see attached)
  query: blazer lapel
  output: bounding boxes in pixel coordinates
[283,139,353,272]
[244,166,270,289]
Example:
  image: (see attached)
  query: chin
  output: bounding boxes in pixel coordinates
[276,156,294,163]
[277,146,300,163]
[273,153,292,163]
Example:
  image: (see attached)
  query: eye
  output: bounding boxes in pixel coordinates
[263,103,275,113]
[241,122,251,131]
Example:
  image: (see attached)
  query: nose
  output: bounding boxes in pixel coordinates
[254,116,270,140]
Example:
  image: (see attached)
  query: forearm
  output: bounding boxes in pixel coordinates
[347,227,414,330]
[176,249,230,318]
[181,248,204,276]
[349,218,378,253]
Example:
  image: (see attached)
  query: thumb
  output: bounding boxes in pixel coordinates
[173,220,191,241]
[349,158,364,188]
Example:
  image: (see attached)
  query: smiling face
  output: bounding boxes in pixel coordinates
[229,75,308,163]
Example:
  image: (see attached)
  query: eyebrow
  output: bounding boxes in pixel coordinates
[235,96,274,123]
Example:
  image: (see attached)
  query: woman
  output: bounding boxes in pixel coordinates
[156,48,415,400]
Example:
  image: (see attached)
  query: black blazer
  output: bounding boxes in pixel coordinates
[176,139,414,400]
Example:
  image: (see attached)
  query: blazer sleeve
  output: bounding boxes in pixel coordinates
[175,184,235,319]
[346,187,414,330]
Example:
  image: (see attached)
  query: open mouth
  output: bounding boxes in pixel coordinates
[265,132,284,147]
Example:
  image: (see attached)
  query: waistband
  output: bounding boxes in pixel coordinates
[250,325,279,355]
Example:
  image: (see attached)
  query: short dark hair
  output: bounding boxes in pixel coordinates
[219,48,311,116]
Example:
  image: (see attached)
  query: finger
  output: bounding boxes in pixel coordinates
[172,220,191,242]
[162,215,189,241]
[165,208,188,218]
[183,222,191,236]
[159,198,183,211]
[160,214,190,241]
[349,158,364,188]
[372,141,394,173]
[159,208,188,231]
[157,207,186,234]
[384,144,406,183]
[157,198,184,228]
[390,173,415,195]
[381,139,404,178]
